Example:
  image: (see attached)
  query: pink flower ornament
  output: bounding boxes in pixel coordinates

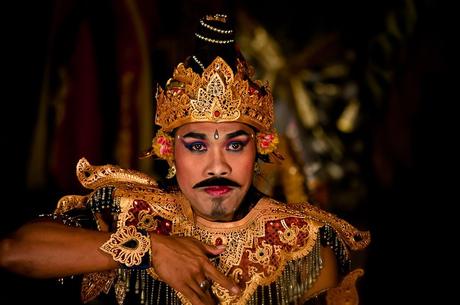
[152,131,174,161]
[256,131,279,155]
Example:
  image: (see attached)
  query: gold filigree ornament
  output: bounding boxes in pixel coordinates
[100,225,151,267]
[137,210,158,231]
[155,56,276,134]
[278,219,301,246]
[247,240,273,266]
[75,157,158,190]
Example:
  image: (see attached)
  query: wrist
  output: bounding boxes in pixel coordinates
[100,226,151,269]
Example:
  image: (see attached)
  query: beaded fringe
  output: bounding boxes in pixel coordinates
[116,269,181,305]
[245,230,323,305]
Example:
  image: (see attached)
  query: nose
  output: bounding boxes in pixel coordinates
[205,148,231,176]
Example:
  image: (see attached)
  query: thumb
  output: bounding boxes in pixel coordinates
[202,243,226,255]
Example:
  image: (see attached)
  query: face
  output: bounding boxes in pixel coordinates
[174,122,256,221]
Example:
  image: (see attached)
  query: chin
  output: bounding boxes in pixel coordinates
[208,206,236,222]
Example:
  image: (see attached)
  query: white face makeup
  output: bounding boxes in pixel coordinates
[174,122,256,221]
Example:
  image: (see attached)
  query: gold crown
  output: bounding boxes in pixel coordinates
[155,57,274,132]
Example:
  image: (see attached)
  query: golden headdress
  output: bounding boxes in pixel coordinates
[155,56,274,133]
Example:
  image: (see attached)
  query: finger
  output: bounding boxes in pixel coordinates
[190,277,211,300]
[183,283,215,305]
[201,243,226,256]
[181,285,209,305]
[203,262,240,295]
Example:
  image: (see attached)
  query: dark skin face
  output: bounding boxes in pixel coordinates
[174,122,256,221]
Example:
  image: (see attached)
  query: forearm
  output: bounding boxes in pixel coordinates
[0,220,117,278]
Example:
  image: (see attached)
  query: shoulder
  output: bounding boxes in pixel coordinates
[262,197,371,252]
[265,198,370,304]
[55,158,162,215]
[53,159,179,231]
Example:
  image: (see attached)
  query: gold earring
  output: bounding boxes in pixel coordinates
[166,164,176,179]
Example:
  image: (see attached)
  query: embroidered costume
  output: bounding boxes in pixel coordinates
[52,158,370,305]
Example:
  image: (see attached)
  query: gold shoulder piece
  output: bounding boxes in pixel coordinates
[55,194,87,214]
[76,157,158,190]
[326,269,364,305]
[290,202,371,251]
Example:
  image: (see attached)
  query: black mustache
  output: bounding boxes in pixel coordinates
[193,177,242,189]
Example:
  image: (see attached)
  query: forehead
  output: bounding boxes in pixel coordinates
[176,122,254,135]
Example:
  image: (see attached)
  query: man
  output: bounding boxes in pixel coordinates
[0,14,369,305]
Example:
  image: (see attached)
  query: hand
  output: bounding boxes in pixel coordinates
[150,234,240,305]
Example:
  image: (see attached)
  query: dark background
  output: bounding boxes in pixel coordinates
[2,0,454,304]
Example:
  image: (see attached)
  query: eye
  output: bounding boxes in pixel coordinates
[184,142,207,152]
[227,141,244,151]
[192,143,206,151]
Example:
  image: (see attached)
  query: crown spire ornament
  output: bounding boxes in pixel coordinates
[190,59,241,122]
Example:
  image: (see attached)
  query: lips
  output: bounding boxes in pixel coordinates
[203,186,232,196]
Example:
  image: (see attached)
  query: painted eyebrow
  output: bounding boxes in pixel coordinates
[182,132,207,140]
[226,130,250,139]
[182,130,250,140]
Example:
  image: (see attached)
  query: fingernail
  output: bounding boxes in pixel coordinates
[216,245,226,249]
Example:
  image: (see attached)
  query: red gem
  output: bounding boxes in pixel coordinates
[170,87,183,95]
[215,237,223,246]
[214,110,220,117]
[248,86,258,95]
